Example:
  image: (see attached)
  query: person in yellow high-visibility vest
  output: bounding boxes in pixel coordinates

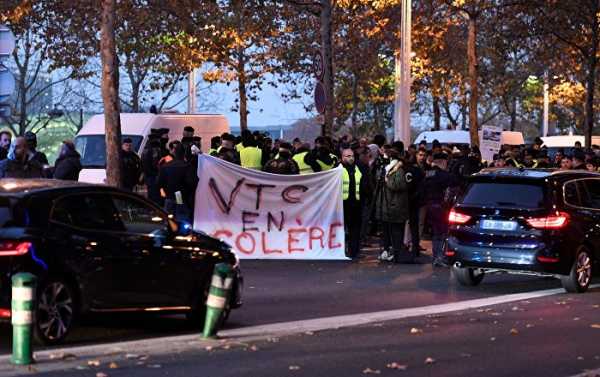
[341,148,364,259]
[239,130,263,170]
[292,143,314,174]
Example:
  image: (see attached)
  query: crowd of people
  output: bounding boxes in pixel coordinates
[1,125,598,267]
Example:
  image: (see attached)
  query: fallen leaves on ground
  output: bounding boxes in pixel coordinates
[490,337,496,341]
[87,360,101,367]
[424,357,436,365]
[96,373,108,377]
[591,324,600,329]
[125,353,139,359]
[386,362,407,370]
[362,367,381,374]
[289,365,301,371]
[510,328,519,335]
[248,345,258,351]
[147,364,162,368]
[409,327,423,335]
[460,353,472,358]
[526,324,534,328]
[108,362,118,369]
[304,331,314,336]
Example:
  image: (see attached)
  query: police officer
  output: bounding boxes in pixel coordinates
[263,142,299,174]
[121,137,142,191]
[341,148,364,259]
[423,153,460,266]
[239,131,263,170]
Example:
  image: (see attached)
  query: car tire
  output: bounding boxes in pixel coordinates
[453,266,485,286]
[561,247,593,293]
[34,279,77,345]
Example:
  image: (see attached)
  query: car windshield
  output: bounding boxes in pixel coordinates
[461,182,546,209]
[74,135,143,168]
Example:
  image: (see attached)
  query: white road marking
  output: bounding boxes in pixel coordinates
[0,284,598,368]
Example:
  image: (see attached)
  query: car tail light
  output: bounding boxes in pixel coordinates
[0,241,31,256]
[537,255,560,263]
[526,212,569,229]
[448,209,471,224]
[0,309,10,318]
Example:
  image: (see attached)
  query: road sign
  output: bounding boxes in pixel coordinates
[0,24,16,58]
[313,51,324,81]
[0,65,15,103]
[314,81,326,114]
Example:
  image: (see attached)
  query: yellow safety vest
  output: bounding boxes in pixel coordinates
[317,160,333,171]
[236,143,244,152]
[330,153,339,167]
[293,152,313,174]
[342,167,362,201]
[240,146,263,170]
[209,148,217,156]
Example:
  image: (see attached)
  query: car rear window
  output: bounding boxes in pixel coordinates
[461,182,546,209]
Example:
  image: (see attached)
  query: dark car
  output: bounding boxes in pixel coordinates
[0,179,242,344]
[446,168,598,293]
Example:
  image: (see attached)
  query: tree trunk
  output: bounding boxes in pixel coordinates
[100,0,123,188]
[351,72,358,135]
[130,80,140,113]
[467,15,479,146]
[510,97,517,131]
[433,93,441,130]
[238,47,248,131]
[585,13,599,148]
[320,0,334,137]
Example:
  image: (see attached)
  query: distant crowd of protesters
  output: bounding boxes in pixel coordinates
[2,126,597,266]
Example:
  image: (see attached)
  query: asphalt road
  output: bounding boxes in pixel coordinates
[14,286,600,377]
[0,249,575,354]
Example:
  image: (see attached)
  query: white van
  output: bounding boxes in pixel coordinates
[413,130,524,146]
[74,113,230,184]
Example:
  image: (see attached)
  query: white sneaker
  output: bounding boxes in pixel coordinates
[379,250,394,262]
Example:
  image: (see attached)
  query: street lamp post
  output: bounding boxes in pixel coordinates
[394,0,411,144]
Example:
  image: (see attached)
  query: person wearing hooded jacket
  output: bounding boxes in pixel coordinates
[53,140,82,181]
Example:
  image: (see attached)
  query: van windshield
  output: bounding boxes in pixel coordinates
[74,135,143,168]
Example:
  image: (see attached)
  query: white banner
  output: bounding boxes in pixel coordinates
[480,125,502,163]
[194,154,347,260]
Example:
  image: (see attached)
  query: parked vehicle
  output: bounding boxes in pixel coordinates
[414,130,524,147]
[447,168,598,293]
[74,113,230,184]
[0,179,242,344]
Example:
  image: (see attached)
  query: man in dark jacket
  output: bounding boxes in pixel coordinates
[263,142,299,175]
[53,140,82,181]
[121,137,142,191]
[374,145,411,263]
[157,143,197,223]
[341,148,365,259]
[142,132,163,205]
[423,153,460,266]
[24,131,48,166]
[405,152,425,258]
[0,137,44,179]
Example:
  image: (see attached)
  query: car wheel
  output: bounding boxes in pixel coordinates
[453,266,485,286]
[34,279,77,345]
[561,247,593,293]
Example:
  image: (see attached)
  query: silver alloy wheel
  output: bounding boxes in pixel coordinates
[576,251,592,287]
[37,282,73,341]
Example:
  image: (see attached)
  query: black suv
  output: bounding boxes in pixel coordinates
[447,169,598,293]
[0,179,243,344]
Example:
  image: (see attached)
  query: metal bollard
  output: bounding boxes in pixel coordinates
[202,263,233,339]
[11,273,36,365]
